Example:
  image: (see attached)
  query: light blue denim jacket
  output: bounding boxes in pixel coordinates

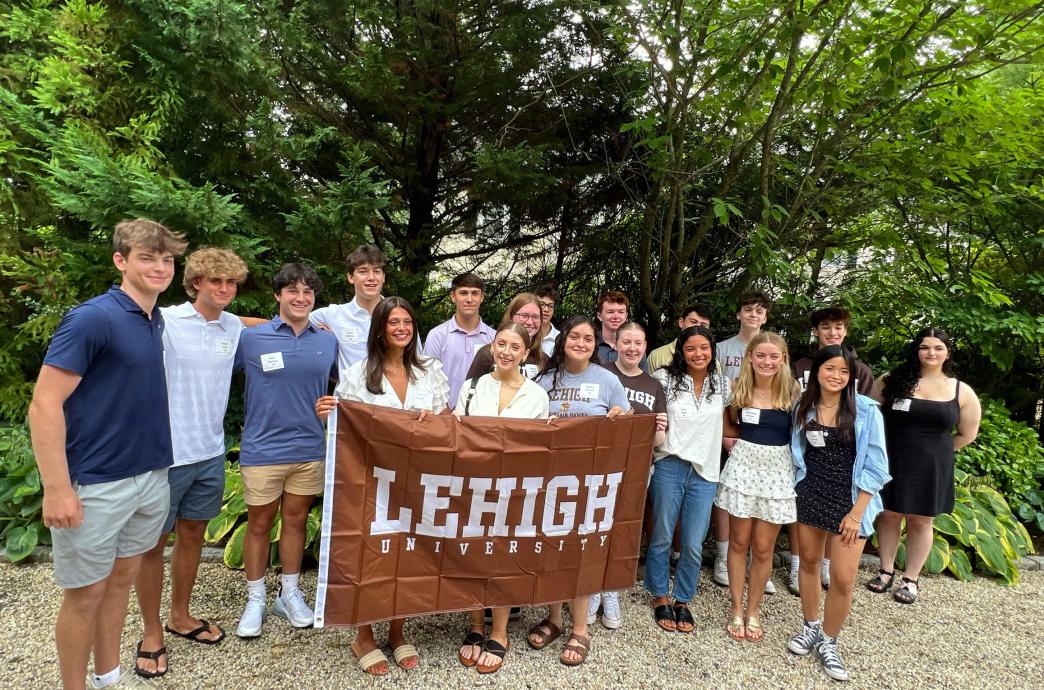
[791,394,891,537]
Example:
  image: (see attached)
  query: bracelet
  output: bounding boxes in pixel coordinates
[845,514,862,524]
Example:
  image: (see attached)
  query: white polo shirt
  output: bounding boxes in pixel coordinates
[335,356,450,412]
[541,325,560,357]
[161,302,244,466]
[311,297,374,378]
[652,369,731,481]
[454,374,550,419]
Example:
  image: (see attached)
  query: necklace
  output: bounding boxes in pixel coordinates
[818,400,839,409]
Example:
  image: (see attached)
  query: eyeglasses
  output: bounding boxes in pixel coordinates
[514,313,541,323]
[538,301,556,310]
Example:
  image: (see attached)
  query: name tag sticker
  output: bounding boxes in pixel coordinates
[579,383,600,400]
[341,327,362,344]
[892,399,912,412]
[741,408,761,425]
[213,336,234,356]
[807,430,827,447]
[676,405,695,420]
[260,352,284,372]
[414,391,434,410]
[522,364,539,379]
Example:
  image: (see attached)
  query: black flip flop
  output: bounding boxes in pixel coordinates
[164,619,226,645]
[134,640,168,678]
[476,638,508,674]
[653,604,676,632]
[457,630,485,667]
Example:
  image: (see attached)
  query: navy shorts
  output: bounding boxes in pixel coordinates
[163,455,226,533]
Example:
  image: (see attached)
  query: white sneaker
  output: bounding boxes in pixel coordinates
[600,591,622,629]
[764,578,776,595]
[789,572,801,596]
[273,586,314,628]
[237,596,267,638]
[586,591,602,624]
[821,566,831,589]
[713,556,729,586]
[89,669,159,688]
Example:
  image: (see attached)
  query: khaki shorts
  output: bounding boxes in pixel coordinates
[240,462,324,505]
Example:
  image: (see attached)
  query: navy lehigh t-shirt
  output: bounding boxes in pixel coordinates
[42,287,174,484]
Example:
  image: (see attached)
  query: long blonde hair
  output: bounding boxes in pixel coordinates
[729,332,796,410]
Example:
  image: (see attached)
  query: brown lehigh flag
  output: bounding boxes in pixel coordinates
[315,401,656,627]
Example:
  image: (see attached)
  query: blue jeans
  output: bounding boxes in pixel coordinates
[645,456,717,603]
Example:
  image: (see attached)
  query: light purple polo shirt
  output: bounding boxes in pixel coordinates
[423,315,495,404]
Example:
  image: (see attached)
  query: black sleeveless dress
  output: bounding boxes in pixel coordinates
[795,420,856,534]
[880,381,961,516]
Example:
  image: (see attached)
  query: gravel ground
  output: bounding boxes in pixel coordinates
[1,562,1041,689]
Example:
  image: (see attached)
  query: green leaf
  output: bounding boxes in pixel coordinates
[269,513,282,543]
[946,548,974,581]
[924,534,950,574]
[223,522,247,570]
[4,524,38,562]
[205,510,241,544]
[895,541,907,571]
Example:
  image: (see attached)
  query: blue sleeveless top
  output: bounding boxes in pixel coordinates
[737,407,792,446]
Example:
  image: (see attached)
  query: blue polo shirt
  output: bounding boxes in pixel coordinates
[42,286,173,485]
[235,317,338,466]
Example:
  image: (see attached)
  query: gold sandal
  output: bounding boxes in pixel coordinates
[726,615,745,641]
[745,615,764,642]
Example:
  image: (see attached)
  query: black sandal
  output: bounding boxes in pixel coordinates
[894,577,919,604]
[673,602,695,634]
[476,638,508,674]
[457,630,485,667]
[653,604,676,632]
[133,640,168,678]
[866,569,895,594]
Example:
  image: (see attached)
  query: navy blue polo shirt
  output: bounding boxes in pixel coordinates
[42,286,173,484]
[235,317,338,466]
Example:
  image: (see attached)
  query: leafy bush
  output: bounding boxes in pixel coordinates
[889,482,1034,585]
[957,398,1044,533]
[0,424,47,561]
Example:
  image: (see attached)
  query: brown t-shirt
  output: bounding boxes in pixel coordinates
[602,361,668,415]
[793,347,873,396]
[465,343,545,381]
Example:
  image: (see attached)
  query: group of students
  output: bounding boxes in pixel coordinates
[29,219,981,689]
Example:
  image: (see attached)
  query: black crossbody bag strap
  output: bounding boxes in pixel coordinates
[463,376,480,416]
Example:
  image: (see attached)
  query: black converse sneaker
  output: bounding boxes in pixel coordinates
[816,634,850,682]
[787,619,822,656]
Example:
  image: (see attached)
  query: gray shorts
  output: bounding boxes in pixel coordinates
[163,455,225,533]
[51,468,169,589]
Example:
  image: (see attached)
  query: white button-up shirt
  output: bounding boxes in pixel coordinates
[652,370,731,481]
[310,297,373,378]
[335,356,450,412]
[161,302,243,465]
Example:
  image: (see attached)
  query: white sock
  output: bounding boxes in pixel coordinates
[246,577,266,600]
[821,558,831,575]
[281,572,300,594]
[716,540,729,559]
[790,555,800,579]
[93,667,120,688]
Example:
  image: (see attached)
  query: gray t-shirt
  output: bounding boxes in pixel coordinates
[717,335,750,381]
[536,364,630,417]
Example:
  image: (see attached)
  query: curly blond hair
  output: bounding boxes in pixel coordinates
[183,247,248,299]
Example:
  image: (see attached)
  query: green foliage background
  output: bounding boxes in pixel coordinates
[1,1,1041,578]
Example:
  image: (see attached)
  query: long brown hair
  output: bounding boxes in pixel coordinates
[364,297,426,395]
[795,345,857,442]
